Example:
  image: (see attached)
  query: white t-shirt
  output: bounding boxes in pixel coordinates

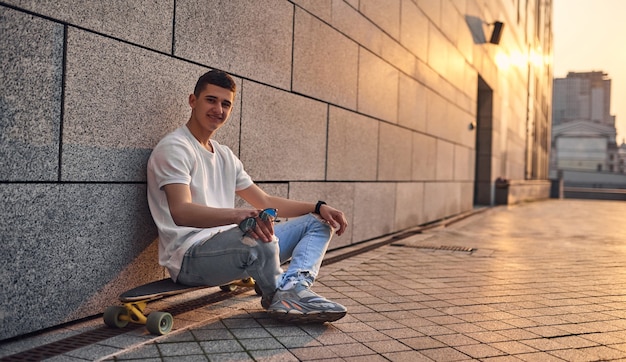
[147,125,254,280]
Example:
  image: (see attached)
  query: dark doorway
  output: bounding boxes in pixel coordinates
[474,76,494,205]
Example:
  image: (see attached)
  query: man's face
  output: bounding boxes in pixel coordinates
[189,84,235,134]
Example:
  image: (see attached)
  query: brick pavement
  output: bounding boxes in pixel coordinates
[2,199,626,361]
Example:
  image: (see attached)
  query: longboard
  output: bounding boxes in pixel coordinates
[103,278,259,335]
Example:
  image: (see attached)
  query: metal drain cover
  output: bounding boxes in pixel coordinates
[392,243,475,252]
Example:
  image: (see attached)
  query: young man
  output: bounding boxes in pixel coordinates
[147,70,348,322]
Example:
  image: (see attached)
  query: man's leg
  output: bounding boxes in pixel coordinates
[268,214,347,322]
[274,213,333,287]
[176,227,282,299]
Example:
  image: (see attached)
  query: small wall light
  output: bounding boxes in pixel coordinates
[489,21,504,44]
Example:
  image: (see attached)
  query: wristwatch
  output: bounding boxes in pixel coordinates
[314,200,326,214]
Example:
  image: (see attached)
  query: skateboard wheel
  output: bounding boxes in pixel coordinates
[220,284,237,292]
[103,306,129,329]
[146,312,173,335]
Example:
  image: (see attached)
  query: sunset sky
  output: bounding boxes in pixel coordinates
[552,0,626,143]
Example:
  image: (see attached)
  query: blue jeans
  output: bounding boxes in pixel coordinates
[177,213,334,297]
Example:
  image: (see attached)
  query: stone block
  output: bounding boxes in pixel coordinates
[0,7,63,181]
[358,50,399,123]
[327,107,378,181]
[236,183,289,208]
[412,132,437,181]
[425,89,449,139]
[291,0,332,23]
[352,182,396,242]
[62,29,240,181]
[436,139,455,180]
[423,182,461,222]
[239,81,326,181]
[293,8,359,110]
[426,26,450,79]
[174,0,293,90]
[416,0,442,27]
[330,0,383,58]
[400,0,429,60]
[395,182,425,230]
[3,0,174,53]
[359,0,401,40]
[454,144,473,181]
[378,123,412,181]
[398,73,427,132]
[289,182,356,248]
[0,183,157,340]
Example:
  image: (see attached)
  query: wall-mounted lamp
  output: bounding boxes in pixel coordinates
[488,21,505,45]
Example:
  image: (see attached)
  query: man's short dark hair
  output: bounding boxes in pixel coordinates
[194,70,236,96]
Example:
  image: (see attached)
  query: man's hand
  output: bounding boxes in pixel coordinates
[238,209,275,243]
[319,204,348,236]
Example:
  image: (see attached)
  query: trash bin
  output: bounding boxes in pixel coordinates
[495,177,509,205]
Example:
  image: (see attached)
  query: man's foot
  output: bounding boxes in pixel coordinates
[266,283,347,323]
[261,291,275,310]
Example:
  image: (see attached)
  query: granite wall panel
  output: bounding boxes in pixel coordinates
[0,7,63,181]
[359,0,401,40]
[174,0,293,90]
[291,0,332,24]
[327,107,378,181]
[3,0,174,53]
[330,0,384,59]
[239,81,327,181]
[289,182,356,248]
[0,183,156,339]
[398,73,428,132]
[412,132,438,181]
[358,50,399,123]
[400,0,429,61]
[352,182,396,243]
[62,28,239,182]
[423,182,462,222]
[395,182,426,230]
[378,123,413,181]
[293,8,359,110]
[436,139,455,180]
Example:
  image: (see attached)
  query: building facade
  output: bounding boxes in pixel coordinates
[551,71,620,176]
[553,71,613,127]
[0,0,554,339]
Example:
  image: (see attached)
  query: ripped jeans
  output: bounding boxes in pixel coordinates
[176,213,334,298]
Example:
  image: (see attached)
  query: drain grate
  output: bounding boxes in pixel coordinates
[0,326,135,362]
[0,287,251,361]
[392,243,475,253]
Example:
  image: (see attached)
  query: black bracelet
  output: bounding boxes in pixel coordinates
[314,200,327,214]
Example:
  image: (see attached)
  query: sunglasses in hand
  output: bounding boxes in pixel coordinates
[238,208,278,234]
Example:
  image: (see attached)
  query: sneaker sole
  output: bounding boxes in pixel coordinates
[267,310,347,323]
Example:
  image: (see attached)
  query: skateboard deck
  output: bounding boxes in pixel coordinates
[119,278,205,302]
[103,277,258,335]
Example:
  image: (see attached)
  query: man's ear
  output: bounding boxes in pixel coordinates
[188,93,196,108]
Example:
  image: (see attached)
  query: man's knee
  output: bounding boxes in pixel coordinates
[244,236,279,259]
[310,213,335,237]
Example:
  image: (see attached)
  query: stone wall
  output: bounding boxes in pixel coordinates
[0,0,553,339]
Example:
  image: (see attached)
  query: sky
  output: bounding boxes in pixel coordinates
[552,0,626,144]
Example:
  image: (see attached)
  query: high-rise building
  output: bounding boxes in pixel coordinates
[551,71,620,175]
[552,71,613,127]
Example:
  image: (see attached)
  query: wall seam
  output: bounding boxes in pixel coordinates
[58,25,68,182]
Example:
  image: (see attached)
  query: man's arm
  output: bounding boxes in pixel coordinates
[237,184,348,236]
[163,183,257,228]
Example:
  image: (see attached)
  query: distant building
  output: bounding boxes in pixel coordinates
[550,71,620,177]
[619,140,626,173]
[552,71,613,127]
